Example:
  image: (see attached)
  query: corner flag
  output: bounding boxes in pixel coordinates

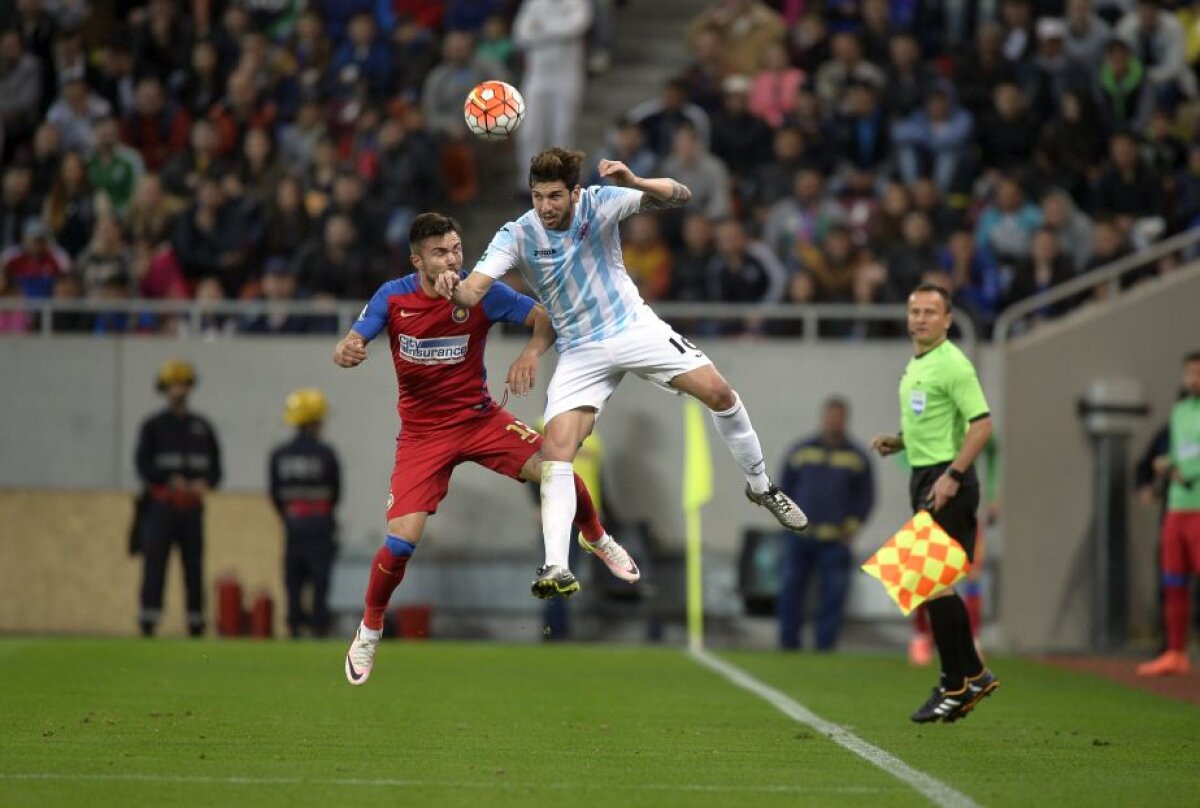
[682,399,713,652]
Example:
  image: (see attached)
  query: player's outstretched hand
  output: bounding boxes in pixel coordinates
[870,434,903,456]
[507,349,538,397]
[598,159,636,187]
[333,334,367,367]
[434,269,459,300]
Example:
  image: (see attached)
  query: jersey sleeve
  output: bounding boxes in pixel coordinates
[480,280,536,325]
[948,360,991,422]
[474,224,520,279]
[595,185,644,222]
[351,284,390,341]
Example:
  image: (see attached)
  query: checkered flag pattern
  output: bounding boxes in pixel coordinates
[860,510,970,615]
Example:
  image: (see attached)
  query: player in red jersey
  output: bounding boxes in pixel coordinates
[334,213,640,685]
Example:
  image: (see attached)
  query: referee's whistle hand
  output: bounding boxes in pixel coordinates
[870,434,902,456]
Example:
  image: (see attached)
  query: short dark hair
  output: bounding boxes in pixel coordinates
[529,147,586,189]
[409,212,461,247]
[1185,351,1200,364]
[824,395,849,412]
[910,283,952,312]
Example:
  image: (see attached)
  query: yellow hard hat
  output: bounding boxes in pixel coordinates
[283,388,328,426]
[156,359,197,391]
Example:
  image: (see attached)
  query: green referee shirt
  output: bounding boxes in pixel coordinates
[898,339,990,467]
[1168,397,1200,511]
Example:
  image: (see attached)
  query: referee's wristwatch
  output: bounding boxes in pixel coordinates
[945,467,965,483]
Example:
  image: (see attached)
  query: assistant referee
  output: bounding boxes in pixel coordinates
[871,284,1000,723]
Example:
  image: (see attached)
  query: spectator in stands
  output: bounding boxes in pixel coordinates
[892,84,974,192]
[1173,140,1200,232]
[239,256,312,335]
[938,228,1004,324]
[374,115,445,252]
[910,177,963,241]
[29,123,63,202]
[706,217,788,319]
[669,212,716,303]
[278,96,328,171]
[236,127,284,208]
[953,23,1019,118]
[332,11,394,101]
[868,181,912,251]
[763,167,843,266]
[1039,89,1107,198]
[161,118,226,198]
[789,10,831,75]
[1007,227,1078,317]
[775,396,874,651]
[262,175,313,262]
[1116,0,1197,104]
[999,0,1037,63]
[46,76,111,154]
[830,80,890,173]
[710,74,773,180]
[476,14,515,73]
[391,13,442,100]
[886,210,941,301]
[286,8,333,93]
[630,77,712,158]
[92,40,137,119]
[122,76,191,172]
[294,212,375,300]
[0,264,33,333]
[747,127,811,215]
[77,213,133,299]
[173,174,233,289]
[589,117,657,187]
[87,116,145,214]
[421,30,507,139]
[815,32,885,108]
[1027,17,1095,122]
[687,0,786,76]
[660,121,731,221]
[1041,188,1095,272]
[792,224,883,307]
[975,176,1043,265]
[43,151,97,258]
[209,68,277,157]
[133,239,189,302]
[884,32,938,120]
[0,29,44,160]
[622,213,673,301]
[513,0,592,182]
[1094,130,1162,223]
[1065,0,1113,69]
[178,39,225,118]
[303,135,340,216]
[445,0,508,34]
[1,217,71,300]
[860,0,896,66]
[126,172,182,245]
[1095,37,1154,133]
[132,0,193,89]
[1085,216,1132,278]
[978,82,1039,175]
[748,42,804,128]
[0,165,39,252]
[681,23,727,114]
[1141,107,1187,176]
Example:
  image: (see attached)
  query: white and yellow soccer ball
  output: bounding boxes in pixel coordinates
[463,80,526,141]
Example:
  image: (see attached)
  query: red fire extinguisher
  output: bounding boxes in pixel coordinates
[216,573,244,637]
[249,591,274,638]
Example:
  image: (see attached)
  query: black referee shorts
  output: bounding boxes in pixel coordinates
[910,463,979,561]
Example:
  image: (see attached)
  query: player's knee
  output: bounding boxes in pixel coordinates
[706,383,737,412]
[386,516,424,543]
[540,435,576,462]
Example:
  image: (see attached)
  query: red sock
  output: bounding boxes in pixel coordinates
[572,472,605,544]
[363,545,410,631]
[913,604,931,638]
[1164,585,1189,652]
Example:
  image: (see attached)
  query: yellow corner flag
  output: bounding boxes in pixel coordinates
[682,398,713,652]
[861,511,970,615]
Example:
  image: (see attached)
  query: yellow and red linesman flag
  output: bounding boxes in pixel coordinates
[861,511,970,615]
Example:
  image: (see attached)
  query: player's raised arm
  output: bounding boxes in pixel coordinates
[334,286,389,367]
[508,304,556,397]
[598,159,692,211]
[435,270,496,307]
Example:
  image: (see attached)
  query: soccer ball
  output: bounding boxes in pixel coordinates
[463,80,525,142]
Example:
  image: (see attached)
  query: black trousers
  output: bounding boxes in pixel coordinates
[284,518,335,637]
[910,463,979,561]
[139,504,205,632]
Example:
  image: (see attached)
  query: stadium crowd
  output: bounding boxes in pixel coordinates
[0,0,1196,337]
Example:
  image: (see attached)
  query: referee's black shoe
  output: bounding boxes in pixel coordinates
[942,668,1000,723]
[910,670,1000,724]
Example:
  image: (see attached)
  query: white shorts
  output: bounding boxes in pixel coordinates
[544,307,713,424]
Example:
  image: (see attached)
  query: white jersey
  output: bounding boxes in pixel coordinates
[474,185,645,351]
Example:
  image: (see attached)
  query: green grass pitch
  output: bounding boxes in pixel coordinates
[1,639,1197,807]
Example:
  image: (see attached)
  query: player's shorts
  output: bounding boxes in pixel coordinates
[544,306,712,424]
[910,463,980,562]
[1161,511,1200,578]
[387,407,541,519]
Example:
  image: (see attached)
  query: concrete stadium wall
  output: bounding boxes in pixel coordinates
[1002,267,1200,652]
[0,333,1002,635]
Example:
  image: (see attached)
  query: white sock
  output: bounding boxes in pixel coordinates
[710,393,771,493]
[359,621,382,641]
[541,461,577,568]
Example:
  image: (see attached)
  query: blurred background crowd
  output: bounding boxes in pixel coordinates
[1,0,1197,337]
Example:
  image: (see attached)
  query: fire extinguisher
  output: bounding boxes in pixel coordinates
[250,591,274,638]
[216,573,244,637]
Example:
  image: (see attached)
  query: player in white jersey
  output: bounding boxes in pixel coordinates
[436,147,808,599]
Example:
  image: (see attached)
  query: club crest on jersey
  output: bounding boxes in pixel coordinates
[910,389,926,415]
[574,221,591,243]
[397,333,470,365]
[387,492,394,510]
[451,306,469,323]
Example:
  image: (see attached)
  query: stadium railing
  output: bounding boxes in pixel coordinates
[993,227,1200,343]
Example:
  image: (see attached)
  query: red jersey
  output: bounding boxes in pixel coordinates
[352,273,535,433]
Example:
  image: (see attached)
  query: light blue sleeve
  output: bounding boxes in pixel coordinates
[474,224,520,279]
[595,185,644,222]
[350,285,390,341]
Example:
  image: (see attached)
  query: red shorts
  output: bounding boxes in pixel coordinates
[387,408,541,519]
[1161,511,1200,578]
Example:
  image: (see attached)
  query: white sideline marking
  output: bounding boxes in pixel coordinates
[689,648,980,808]
[0,772,889,795]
